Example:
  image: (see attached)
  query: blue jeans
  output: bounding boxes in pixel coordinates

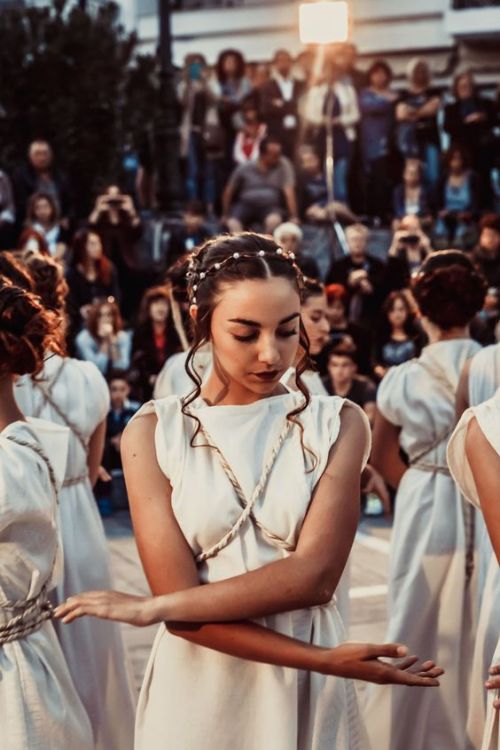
[334,156,349,204]
[423,143,440,190]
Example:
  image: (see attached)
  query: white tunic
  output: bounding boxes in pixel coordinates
[153,347,212,399]
[15,355,136,750]
[364,338,481,750]
[134,392,371,750]
[0,419,93,750]
[448,391,500,750]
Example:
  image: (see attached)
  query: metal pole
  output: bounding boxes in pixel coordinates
[157,0,183,214]
[324,84,349,256]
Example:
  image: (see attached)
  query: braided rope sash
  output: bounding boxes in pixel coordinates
[1,436,59,645]
[193,418,295,564]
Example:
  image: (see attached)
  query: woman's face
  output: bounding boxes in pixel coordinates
[86,233,103,260]
[206,276,301,399]
[223,54,238,76]
[450,151,464,172]
[388,297,408,329]
[279,233,300,255]
[98,304,114,325]
[150,297,169,324]
[327,298,346,326]
[370,68,389,90]
[301,293,330,355]
[34,197,53,224]
[411,62,429,88]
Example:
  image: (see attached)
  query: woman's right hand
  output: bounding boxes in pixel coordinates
[325,642,443,686]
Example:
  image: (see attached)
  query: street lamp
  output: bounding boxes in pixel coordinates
[298,0,350,255]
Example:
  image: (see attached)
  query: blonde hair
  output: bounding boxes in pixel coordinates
[273,222,303,243]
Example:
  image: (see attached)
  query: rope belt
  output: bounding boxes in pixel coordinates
[0,586,54,646]
[62,473,88,488]
[410,461,450,476]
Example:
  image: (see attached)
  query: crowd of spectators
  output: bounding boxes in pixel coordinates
[1,41,500,514]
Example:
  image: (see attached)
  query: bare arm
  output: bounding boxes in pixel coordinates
[416,96,440,119]
[371,408,406,490]
[222,180,235,217]
[465,417,500,564]
[283,185,299,221]
[87,418,106,487]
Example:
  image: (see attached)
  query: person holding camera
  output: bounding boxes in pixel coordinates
[386,214,432,291]
[89,184,142,320]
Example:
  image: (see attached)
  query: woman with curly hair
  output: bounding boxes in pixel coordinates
[56,233,442,750]
[365,251,486,750]
[0,276,93,749]
[13,256,135,750]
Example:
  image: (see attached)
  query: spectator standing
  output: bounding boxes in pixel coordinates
[75,299,131,375]
[167,199,212,267]
[0,167,15,249]
[444,70,495,209]
[472,213,500,290]
[373,291,419,381]
[470,286,500,346]
[233,101,267,165]
[88,184,142,320]
[130,286,183,401]
[396,59,441,190]
[259,50,305,159]
[325,223,386,328]
[25,192,68,260]
[333,42,367,92]
[392,158,433,224]
[14,140,73,230]
[304,59,360,205]
[359,61,397,224]
[66,229,120,336]
[222,137,298,233]
[386,214,432,290]
[212,49,251,179]
[434,145,479,248]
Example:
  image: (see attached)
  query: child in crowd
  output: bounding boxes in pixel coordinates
[323,341,377,426]
[94,370,139,516]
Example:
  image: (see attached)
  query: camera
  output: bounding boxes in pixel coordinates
[399,233,420,245]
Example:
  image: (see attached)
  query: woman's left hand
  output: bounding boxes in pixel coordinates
[485,663,500,710]
[54,590,158,627]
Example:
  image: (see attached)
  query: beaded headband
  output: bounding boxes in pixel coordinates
[186,247,302,305]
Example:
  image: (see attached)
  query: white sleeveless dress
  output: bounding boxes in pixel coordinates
[448,390,500,750]
[0,419,93,750]
[364,338,480,750]
[15,354,136,750]
[134,391,371,750]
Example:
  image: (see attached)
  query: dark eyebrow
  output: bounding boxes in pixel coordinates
[228,312,300,327]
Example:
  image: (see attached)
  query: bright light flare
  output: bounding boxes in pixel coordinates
[299,1,349,45]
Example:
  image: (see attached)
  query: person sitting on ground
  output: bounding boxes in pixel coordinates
[386,213,432,290]
[222,136,298,233]
[373,291,420,381]
[65,229,121,336]
[25,192,68,260]
[233,100,267,165]
[13,139,73,231]
[470,286,500,347]
[168,200,212,267]
[130,285,183,402]
[392,158,432,225]
[325,223,386,328]
[94,369,140,517]
[322,283,373,376]
[88,184,143,320]
[433,144,479,249]
[75,298,131,375]
[323,341,377,426]
[471,213,500,291]
[273,222,321,281]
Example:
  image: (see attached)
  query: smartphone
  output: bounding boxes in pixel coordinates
[188,62,203,81]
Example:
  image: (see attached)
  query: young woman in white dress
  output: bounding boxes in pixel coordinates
[12,255,135,750]
[448,389,500,750]
[0,276,93,750]
[449,388,500,750]
[364,250,486,750]
[57,233,443,750]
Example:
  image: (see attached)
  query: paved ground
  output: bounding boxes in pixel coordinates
[104,512,392,696]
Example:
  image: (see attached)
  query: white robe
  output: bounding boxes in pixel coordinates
[448,390,500,750]
[364,338,480,750]
[15,355,136,750]
[0,419,93,750]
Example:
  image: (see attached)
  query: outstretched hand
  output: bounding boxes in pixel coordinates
[326,642,444,686]
[54,590,157,627]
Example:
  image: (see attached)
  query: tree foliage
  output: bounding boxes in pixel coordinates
[0,0,159,216]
